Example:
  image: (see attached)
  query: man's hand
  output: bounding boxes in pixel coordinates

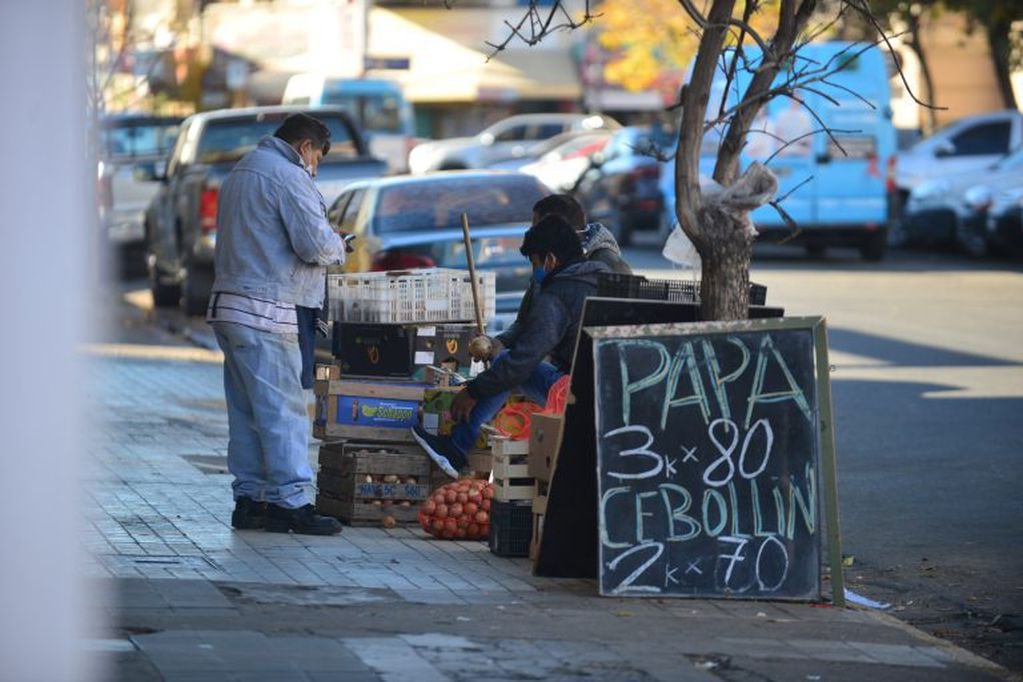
[450,388,477,423]
[469,335,503,361]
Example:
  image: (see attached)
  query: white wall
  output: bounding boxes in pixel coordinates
[0,1,100,680]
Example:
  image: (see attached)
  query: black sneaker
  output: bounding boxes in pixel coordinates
[265,503,343,536]
[411,425,467,479]
[231,497,267,530]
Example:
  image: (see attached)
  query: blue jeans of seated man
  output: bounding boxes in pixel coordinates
[450,350,564,455]
[212,321,313,508]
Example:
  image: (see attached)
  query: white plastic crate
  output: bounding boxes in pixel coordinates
[328,269,496,323]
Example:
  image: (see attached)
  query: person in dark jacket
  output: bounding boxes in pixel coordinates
[411,215,609,477]
[488,193,630,355]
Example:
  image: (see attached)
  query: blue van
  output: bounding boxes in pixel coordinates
[662,41,897,260]
[282,76,416,174]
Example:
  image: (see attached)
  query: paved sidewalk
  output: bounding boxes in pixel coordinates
[87,350,1011,681]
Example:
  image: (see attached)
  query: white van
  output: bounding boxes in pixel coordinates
[282,75,416,173]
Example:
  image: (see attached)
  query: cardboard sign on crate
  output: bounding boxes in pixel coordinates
[313,378,429,443]
[315,442,431,526]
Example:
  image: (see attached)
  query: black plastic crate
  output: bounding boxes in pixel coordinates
[597,273,767,306]
[488,499,533,557]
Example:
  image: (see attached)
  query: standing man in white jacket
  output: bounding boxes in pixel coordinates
[207,113,347,535]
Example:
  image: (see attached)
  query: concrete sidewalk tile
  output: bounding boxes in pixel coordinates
[785,638,877,663]
[846,641,947,668]
[343,636,448,681]
[717,637,808,660]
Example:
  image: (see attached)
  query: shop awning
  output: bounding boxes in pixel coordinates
[367,7,582,103]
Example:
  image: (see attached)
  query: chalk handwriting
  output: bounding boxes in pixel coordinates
[608,542,664,595]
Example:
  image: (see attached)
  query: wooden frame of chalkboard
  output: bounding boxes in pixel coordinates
[535,314,844,605]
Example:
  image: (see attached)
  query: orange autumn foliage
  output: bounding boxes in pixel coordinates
[594,0,781,92]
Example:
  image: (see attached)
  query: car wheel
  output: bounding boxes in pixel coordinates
[180,265,213,317]
[959,233,988,258]
[148,260,180,308]
[860,229,888,261]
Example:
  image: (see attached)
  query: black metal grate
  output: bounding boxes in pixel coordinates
[596,273,767,306]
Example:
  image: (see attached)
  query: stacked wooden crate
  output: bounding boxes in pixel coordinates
[315,442,431,526]
[487,438,534,557]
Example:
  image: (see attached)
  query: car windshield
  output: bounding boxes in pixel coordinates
[373,176,547,234]
[322,93,403,133]
[196,114,358,164]
[614,127,675,158]
[101,121,179,159]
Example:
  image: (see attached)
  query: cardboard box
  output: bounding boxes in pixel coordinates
[332,322,483,380]
[528,412,563,482]
[421,386,488,450]
[332,322,417,377]
[313,378,429,442]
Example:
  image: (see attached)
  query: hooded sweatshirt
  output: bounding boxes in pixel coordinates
[468,258,610,399]
[496,222,631,348]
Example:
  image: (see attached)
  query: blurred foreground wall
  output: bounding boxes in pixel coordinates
[0,1,101,680]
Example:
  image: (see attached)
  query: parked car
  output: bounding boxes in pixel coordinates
[516,131,613,193]
[984,190,1023,258]
[282,75,416,174]
[894,109,1023,209]
[408,113,619,174]
[143,106,387,315]
[97,114,181,270]
[572,125,674,247]
[325,171,550,320]
[902,145,1023,250]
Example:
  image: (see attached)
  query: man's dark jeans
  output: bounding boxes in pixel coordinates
[296,305,318,390]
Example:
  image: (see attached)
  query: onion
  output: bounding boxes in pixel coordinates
[449,502,463,518]
[463,502,478,516]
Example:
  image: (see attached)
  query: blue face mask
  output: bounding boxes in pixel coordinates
[532,266,547,285]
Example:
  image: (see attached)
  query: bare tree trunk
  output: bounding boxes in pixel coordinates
[906,14,937,133]
[986,19,1017,109]
[699,204,753,320]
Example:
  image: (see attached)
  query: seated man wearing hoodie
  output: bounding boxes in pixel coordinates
[412,215,609,477]
[485,194,630,357]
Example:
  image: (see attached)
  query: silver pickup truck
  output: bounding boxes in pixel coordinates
[142,106,388,315]
[97,114,181,272]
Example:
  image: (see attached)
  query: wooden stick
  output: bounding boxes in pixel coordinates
[460,212,486,335]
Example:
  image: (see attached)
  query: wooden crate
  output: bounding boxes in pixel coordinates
[316,493,420,526]
[492,450,534,502]
[315,442,430,526]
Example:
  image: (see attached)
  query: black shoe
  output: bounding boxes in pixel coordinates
[411,425,467,479]
[265,503,343,536]
[231,497,267,530]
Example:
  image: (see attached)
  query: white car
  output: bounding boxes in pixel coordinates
[894,110,1023,199]
[408,113,619,174]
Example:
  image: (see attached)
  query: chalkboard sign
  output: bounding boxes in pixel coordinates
[589,317,838,600]
[534,299,787,578]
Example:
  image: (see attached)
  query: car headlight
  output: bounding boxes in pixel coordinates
[962,185,993,212]
[908,179,950,206]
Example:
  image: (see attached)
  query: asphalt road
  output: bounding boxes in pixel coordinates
[107,237,1023,671]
